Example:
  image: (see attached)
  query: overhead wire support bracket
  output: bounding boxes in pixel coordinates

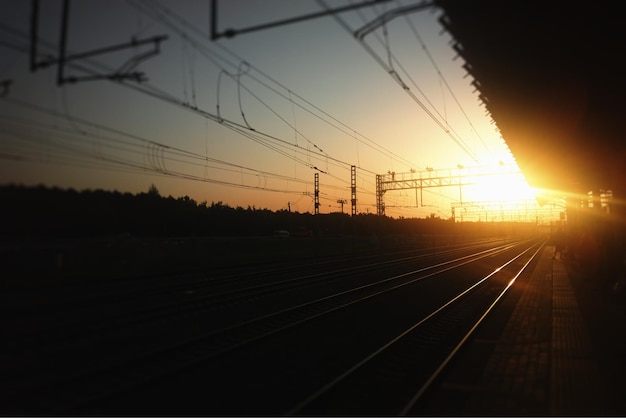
[60,36,168,71]
[353,0,435,40]
[210,0,394,40]
[30,0,167,85]
[57,35,168,85]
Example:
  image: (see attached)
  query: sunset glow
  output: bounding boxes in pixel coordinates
[0,1,550,220]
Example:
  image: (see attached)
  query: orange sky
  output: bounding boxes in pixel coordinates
[0,0,546,220]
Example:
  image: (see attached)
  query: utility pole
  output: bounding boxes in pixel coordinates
[337,199,347,213]
[351,165,357,216]
[314,173,320,215]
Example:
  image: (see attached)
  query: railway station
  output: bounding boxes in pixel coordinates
[208,1,626,414]
[3,1,626,416]
[422,0,626,414]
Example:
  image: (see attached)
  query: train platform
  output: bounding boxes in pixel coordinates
[431,244,626,416]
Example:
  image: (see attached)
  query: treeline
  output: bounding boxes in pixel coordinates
[0,184,458,239]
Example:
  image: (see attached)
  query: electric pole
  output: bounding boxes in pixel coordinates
[337,199,347,213]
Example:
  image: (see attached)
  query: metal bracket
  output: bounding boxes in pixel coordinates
[30,0,167,85]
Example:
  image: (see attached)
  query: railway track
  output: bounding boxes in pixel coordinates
[1,236,544,415]
[2,238,509,352]
[287,242,544,416]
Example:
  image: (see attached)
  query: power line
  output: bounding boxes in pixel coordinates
[0,99,320,191]
[400,7,494,160]
[125,0,362,175]
[318,0,480,163]
[1,21,358,181]
[1,2,474,217]
[132,0,421,171]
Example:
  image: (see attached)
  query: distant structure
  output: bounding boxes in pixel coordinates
[375,164,557,223]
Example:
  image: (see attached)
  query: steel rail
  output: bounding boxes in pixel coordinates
[3,238,519,351]
[398,241,545,415]
[283,240,544,415]
[1,240,537,414]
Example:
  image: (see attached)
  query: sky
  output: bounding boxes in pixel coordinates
[0,0,546,220]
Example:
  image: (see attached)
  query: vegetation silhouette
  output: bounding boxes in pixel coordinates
[0,183,457,239]
[0,184,532,287]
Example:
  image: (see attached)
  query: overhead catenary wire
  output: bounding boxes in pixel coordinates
[0,2,483,216]
[118,2,390,206]
[350,2,474,158]
[5,20,360,212]
[123,2,424,212]
[126,0,334,161]
[400,5,494,160]
[124,1,377,199]
[1,23,359,183]
[0,121,318,196]
[1,105,355,206]
[131,0,420,171]
[0,99,332,192]
[125,0,421,209]
[318,0,480,164]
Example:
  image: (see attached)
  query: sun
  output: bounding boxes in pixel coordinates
[479,172,535,203]
[451,168,540,222]
[466,170,537,204]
